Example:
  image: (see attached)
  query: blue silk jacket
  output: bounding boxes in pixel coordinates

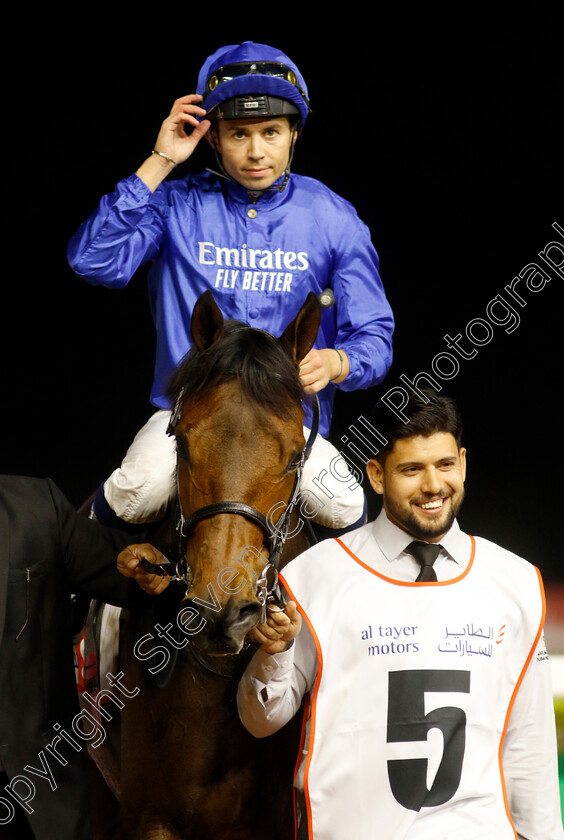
[67,171,394,436]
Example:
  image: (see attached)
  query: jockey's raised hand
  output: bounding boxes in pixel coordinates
[136,94,211,192]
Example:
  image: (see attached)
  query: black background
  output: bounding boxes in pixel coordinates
[3,8,562,579]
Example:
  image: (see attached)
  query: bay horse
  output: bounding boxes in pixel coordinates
[88,289,321,839]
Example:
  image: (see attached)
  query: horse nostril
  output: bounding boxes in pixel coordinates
[224,600,261,634]
[239,603,261,618]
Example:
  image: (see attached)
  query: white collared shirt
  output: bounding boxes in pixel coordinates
[341,506,472,581]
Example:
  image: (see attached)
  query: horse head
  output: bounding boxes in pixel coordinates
[167,290,321,655]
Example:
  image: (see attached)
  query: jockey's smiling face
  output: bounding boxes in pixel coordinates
[210,117,297,191]
[366,432,467,543]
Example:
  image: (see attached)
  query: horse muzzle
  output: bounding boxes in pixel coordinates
[181,595,262,655]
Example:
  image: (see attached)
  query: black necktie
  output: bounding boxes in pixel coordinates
[406,541,441,582]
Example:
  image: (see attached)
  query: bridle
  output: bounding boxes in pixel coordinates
[142,391,320,620]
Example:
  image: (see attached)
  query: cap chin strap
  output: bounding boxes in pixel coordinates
[206,132,297,204]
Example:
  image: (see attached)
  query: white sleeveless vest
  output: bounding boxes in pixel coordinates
[280,535,545,840]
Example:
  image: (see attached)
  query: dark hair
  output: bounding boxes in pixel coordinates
[166,320,304,419]
[371,389,463,462]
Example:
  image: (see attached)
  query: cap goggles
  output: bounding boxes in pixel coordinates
[204,61,309,106]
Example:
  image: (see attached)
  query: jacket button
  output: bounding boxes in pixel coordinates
[247,208,257,219]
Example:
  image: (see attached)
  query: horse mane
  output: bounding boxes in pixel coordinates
[166,320,304,419]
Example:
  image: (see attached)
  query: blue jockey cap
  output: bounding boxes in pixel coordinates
[196,41,310,126]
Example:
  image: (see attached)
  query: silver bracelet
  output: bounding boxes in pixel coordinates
[151,149,177,167]
[331,348,344,381]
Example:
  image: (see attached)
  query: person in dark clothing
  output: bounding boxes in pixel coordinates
[0,475,164,839]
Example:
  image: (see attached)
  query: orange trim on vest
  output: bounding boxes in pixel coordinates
[334,535,476,585]
[281,542,544,838]
[497,564,546,838]
[279,573,324,840]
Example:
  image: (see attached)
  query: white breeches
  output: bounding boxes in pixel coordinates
[103,409,365,529]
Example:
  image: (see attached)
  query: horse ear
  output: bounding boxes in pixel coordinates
[279,292,322,364]
[191,290,225,352]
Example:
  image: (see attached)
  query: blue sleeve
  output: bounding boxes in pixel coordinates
[330,218,394,392]
[66,174,165,288]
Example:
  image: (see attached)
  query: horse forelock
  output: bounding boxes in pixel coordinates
[167,320,304,419]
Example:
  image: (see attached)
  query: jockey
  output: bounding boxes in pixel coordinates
[67,41,394,533]
[196,41,310,196]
